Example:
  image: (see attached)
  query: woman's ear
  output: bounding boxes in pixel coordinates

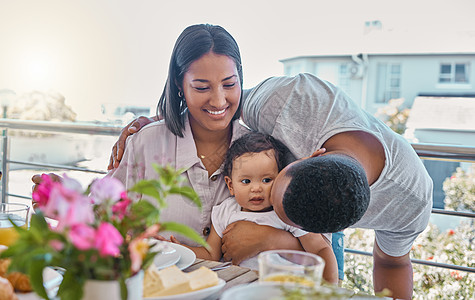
[224,176,234,195]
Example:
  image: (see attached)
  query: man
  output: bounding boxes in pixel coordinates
[109,73,433,299]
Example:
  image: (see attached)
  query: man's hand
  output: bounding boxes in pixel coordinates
[373,240,413,300]
[221,221,302,265]
[107,116,158,170]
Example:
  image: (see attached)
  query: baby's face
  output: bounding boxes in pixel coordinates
[225,150,278,212]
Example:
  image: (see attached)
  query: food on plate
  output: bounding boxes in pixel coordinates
[0,246,33,293]
[143,264,219,297]
[0,276,18,300]
[6,272,32,293]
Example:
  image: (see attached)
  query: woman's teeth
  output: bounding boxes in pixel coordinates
[206,108,225,115]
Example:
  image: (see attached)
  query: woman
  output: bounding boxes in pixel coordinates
[106,24,304,261]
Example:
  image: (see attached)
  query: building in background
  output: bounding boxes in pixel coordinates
[280,51,475,114]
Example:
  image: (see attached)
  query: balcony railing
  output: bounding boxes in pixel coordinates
[0,119,474,275]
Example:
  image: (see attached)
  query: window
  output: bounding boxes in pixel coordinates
[439,63,470,84]
[338,63,350,93]
[375,63,401,103]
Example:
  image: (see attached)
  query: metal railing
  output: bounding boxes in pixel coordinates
[0,119,474,274]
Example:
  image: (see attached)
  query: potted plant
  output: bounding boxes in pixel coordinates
[1,164,206,300]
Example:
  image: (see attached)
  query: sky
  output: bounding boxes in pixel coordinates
[1,0,474,120]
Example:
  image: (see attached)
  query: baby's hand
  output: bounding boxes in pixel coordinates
[169,235,181,245]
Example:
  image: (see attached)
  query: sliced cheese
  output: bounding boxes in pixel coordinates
[186,266,220,291]
[143,265,191,297]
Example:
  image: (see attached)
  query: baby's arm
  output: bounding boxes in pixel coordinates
[298,233,338,285]
[170,225,222,262]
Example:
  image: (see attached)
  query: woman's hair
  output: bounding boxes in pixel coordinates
[157,24,243,137]
[282,154,370,233]
[223,132,294,177]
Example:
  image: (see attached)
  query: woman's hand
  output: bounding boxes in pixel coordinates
[107,116,158,170]
[31,173,61,193]
[221,221,303,265]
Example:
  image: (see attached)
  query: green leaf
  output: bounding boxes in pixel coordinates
[57,269,84,300]
[161,222,208,247]
[129,180,166,207]
[28,259,48,299]
[169,186,202,209]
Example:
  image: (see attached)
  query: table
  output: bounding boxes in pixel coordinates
[183,259,258,299]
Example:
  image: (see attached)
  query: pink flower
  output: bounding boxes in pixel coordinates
[32,174,55,207]
[49,240,65,251]
[90,177,125,204]
[94,222,124,257]
[69,224,96,250]
[111,196,132,220]
[43,185,94,231]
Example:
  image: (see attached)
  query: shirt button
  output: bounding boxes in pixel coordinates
[210,175,218,181]
[202,227,211,236]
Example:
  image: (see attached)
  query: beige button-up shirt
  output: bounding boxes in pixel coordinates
[110,117,249,245]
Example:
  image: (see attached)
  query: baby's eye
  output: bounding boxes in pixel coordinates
[262,178,272,183]
[241,179,250,184]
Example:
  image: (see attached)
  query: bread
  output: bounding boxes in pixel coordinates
[0,258,32,293]
[143,265,219,297]
[0,277,18,300]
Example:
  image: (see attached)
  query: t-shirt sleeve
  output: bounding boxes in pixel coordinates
[287,226,309,238]
[211,199,232,238]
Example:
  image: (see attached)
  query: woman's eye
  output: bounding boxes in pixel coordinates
[224,82,236,88]
[262,178,272,183]
[194,87,209,91]
[241,179,250,184]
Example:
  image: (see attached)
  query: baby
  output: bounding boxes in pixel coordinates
[166,132,338,284]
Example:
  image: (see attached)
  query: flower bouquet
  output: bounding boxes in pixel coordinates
[1,164,206,300]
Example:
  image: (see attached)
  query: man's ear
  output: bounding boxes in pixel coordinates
[310,148,326,158]
[224,176,234,195]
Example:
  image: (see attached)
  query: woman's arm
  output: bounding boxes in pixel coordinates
[221,221,303,265]
[298,233,338,285]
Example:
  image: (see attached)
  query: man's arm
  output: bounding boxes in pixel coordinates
[221,221,303,265]
[373,240,413,299]
[108,116,158,170]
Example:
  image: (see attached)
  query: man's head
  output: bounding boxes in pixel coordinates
[270,153,370,233]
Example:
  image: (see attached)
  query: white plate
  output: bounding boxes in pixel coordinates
[154,250,181,270]
[168,243,196,270]
[145,278,225,300]
[221,282,383,300]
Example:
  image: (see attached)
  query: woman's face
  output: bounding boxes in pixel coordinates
[182,52,241,134]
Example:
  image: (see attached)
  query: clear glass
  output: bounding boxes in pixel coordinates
[0,203,30,246]
[258,250,325,287]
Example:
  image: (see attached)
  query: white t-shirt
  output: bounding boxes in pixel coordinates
[211,197,313,269]
[242,73,433,257]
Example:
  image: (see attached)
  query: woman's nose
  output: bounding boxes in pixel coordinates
[209,88,226,107]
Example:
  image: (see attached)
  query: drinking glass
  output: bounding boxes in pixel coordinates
[258,250,325,287]
[0,203,30,246]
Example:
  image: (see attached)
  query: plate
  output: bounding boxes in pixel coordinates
[145,278,225,300]
[154,250,181,270]
[168,243,196,270]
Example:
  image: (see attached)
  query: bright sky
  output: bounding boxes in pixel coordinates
[1,0,474,120]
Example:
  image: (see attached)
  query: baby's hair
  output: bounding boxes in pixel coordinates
[223,132,294,177]
[283,154,370,233]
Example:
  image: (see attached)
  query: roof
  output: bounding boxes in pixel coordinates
[406,97,475,131]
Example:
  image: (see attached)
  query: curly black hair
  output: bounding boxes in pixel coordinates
[223,132,295,177]
[282,154,370,233]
